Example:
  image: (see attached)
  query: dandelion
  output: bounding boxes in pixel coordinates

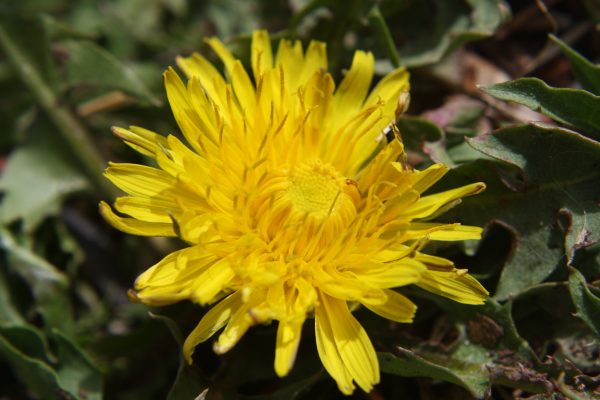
[100,30,488,394]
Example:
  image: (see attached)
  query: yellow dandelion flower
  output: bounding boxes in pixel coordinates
[100,30,488,394]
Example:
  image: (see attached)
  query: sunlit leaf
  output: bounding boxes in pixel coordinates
[482,78,600,140]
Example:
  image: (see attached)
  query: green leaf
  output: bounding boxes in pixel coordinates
[0,228,73,331]
[0,228,67,287]
[0,121,89,231]
[62,40,161,106]
[550,34,600,96]
[368,5,401,67]
[53,331,103,400]
[387,0,510,67]
[0,18,116,198]
[482,78,600,140]
[246,372,323,400]
[433,124,600,299]
[0,327,63,399]
[379,341,491,398]
[397,116,445,162]
[480,299,536,359]
[149,313,209,400]
[0,326,103,400]
[0,268,26,326]
[0,15,58,90]
[397,116,453,166]
[1,325,50,361]
[568,267,600,337]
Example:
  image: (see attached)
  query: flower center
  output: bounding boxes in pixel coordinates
[286,160,345,217]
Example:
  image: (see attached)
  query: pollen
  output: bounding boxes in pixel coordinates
[285,160,350,217]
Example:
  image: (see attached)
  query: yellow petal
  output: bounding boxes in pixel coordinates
[364,66,409,108]
[399,182,486,220]
[104,163,175,197]
[417,269,489,305]
[302,40,327,79]
[274,319,304,377]
[230,60,256,117]
[252,29,273,78]
[334,51,374,113]
[413,252,455,271]
[318,293,379,393]
[164,68,212,154]
[405,222,483,241]
[134,247,218,299]
[185,77,221,143]
[408,163,449,194]
[114,196,180,223]
[190,258,235,304]
[213,301,254,354]
[135,248,181,288]
[176,53,228,123]
[205,36,237,73]
[99,201,175,237]
[183,292,242,364]
[349,258,425,289]
[313,267,381,303]
[111,126,169,158]
[363,289,416,323]
[293,277,318,313]
[315,300,355,395]
[176,52,226,89]
[275,39,303,89]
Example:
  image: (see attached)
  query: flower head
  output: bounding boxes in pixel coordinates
[101,30,488,394]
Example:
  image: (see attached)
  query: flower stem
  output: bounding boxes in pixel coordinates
[368,6,401,68]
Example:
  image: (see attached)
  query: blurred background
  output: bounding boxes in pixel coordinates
[0,0,599,399]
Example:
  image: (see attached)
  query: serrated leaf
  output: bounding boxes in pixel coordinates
[62,40,161,105]
[432,124,600,299]
[379,341,491,398]
[482,78,600,140]
[551,34,600,96]
[568,267,600,337]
